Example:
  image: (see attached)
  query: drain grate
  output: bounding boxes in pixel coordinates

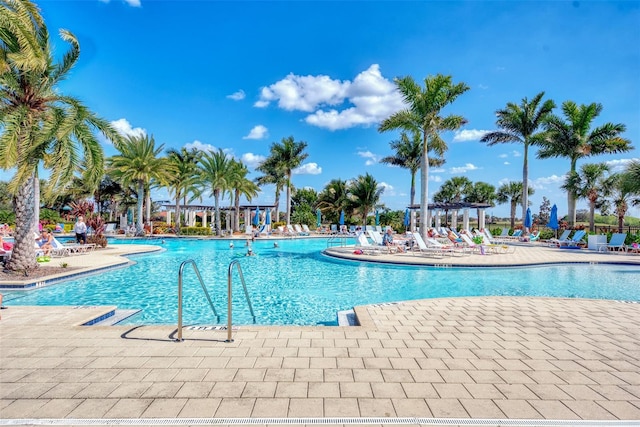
[1,418,638,426]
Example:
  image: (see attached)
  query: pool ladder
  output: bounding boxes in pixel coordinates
[176,259,255,343]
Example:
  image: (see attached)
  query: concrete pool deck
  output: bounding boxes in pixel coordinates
[1,241,639,425]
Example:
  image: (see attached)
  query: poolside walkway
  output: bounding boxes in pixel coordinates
[1,241,639,425]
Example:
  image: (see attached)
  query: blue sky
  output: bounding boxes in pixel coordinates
[23,0,640,218]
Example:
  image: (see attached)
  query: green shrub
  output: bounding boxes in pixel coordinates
[0,210,15,224]
[180,226,211,236]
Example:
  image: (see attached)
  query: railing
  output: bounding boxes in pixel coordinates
[226,260,256,342]
[176,260,219,342]
[327,235,350,248]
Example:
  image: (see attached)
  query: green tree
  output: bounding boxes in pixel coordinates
[317,179,349,224]
[627,160,640,193]
[538,196,551,226]
[605,172,638,233]
[200,149,232,235]
[108,134,169,234]
[495,181,534,230]
[228,159,259,232]
[538,101,632,225]
[379,74,469,240]
[466,182,496,228]
[564,162,610,232]
[380,130,445,209]
[481,92,555,227]
[348,173,384,227]
[255,157,286,223]
[433,176,473,203]
[0,0,121,271]
[166,147,202,233]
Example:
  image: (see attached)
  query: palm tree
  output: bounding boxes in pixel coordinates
[255,157,287,223]
[627,160,640,193]
[538,101,632,225]
[481,92,555,226]
[228,159,260,232]
[379,74,469,240]
[564,162,610,232]
[317,178,349,224]
[432,176,472,226]
[380,130,445,208]
[0,0,121,271]
[108,134,169,234]
[266,136,308,225]
[200,149,232,235]
[348,173,384,227]
[465,182,496,228]
[495,181,534,230]
[605,172,638,233]
[166,147,202,234]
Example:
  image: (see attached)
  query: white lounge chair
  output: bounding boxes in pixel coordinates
[356,233,384,255]
[294,224,309,236]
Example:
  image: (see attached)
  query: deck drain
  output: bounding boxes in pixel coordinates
[1,418,638,426]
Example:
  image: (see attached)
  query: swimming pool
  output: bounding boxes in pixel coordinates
[3,238,639,325]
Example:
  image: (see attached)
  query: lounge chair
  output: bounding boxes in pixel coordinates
[356,233,384,255]
[548,230,571,247]
[293,224,309,236]
[557,230,586,248]
[408,233,449,258]
[104,223,117,234]
[330,224,338,235]
[366,230,398,254]
[600,233,627,252]
[301,224,312,234]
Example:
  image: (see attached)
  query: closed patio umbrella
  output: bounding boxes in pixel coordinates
[375,210,379,226]
[404,208,410,228]
[339,210,345,225]
[524,207,532,231]
[547,204,558,238]
[316,209,321,228]
[265,209,271,225]
[253,207,260,226]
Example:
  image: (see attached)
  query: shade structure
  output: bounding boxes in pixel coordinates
[403,208,410,227]
[547,204,558,238]
[375,210,380,226]
[339,210,345,225]
[253,207,260,226]
[265,209,271,225]
[316,209,321,228]
[524,207,532,229]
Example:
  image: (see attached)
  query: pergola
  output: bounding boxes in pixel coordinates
[160,204,278,231]
[407,202,493,232]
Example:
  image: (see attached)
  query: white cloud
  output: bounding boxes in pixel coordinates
[293,162,322,175]
[241,152,266,168]
[243,125,268,140]
[110,118,146,139]
[227,90,246,101]
[504,161,510,165]
[498,178,510,187]
[453,129,489,142]
[184,140,217,153]
[256,64,405,131]
[99,0,141,7]
[378,182,394,196]
[498,154,508,159]
[478,84,489,90]
[449,163,479,174]
[605,157,639,172]
[530,174,566,190]
[512,150,521,157]
[357,150,379,166]
[429,175,442,183]
[430,168,446,173]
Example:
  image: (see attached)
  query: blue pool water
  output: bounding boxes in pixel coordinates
[2,238,639,326]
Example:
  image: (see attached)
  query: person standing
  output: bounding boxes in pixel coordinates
[74,216,87,244]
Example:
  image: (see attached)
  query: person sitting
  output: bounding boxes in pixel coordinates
[37,229,54,256]
[382,227,405,253]
[0,235,13,252]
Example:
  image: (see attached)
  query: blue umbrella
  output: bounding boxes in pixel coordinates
[339,210,345,225]
[265,209,271,225]
[524,207,532,230]
[375,210,380,226]
[316,209,321,228]
[403,208,410,228]
[547,204,558,238]
[253,206,260,226]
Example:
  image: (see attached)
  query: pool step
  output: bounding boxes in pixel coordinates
[89,309,141,326]
[337,309,359,326]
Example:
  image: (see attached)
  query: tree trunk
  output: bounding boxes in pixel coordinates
[510,200,516,230]
[136,181,144,234]
[214,189,221,236]
[6,176,38,272]
[274,189,280,223]
[33,174,40,236]
[175,191,182,234]
[410,170,417,232]
[522,142,529,231]
[420,133,429,240]
[145,191,151,227]
[234,190,241,232]
[567,158,578,226]
[589,200,596,233]
[286,174,292,226]
[617,202,626,233]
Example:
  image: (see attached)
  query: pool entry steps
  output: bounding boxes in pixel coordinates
[176,259,255,343]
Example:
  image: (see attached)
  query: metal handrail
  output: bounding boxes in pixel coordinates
[327,235,349,248]
[176,259,219,342]
[226,260,256,342]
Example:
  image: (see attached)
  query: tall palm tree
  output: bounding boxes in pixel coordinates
[495,181,534,230]
[379,74,469,240]
[465,182,496,228]
[108,134,169,234]
[266,136,308,225]
[627,160,640,193]
[432,176,472,226]
[538,101,632,225]
[228,159,260,232]
[380,130,445,208]
[166,147,201,233]
[564,162,609,232]
[255,157,287,223]
[317,178,349,224]
[200,149,232,235]
[605,172,637,233]
[348,173,383,227]
[0,0,121,271]
[480,92,555,226]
